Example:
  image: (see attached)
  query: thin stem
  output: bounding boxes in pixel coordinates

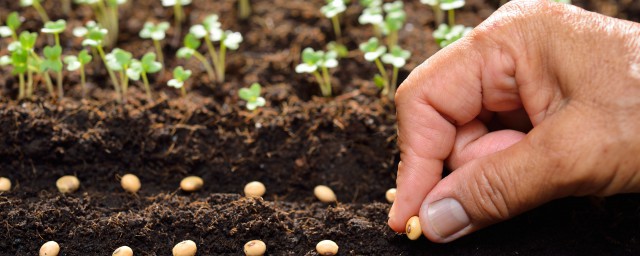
[110,4,119,46]
[141,71,153,102]
[374,58,389,83]
[172,4,184,45]
[153,40,164,65]
[18,73,25,99]
[43,72,55,98]
[119,71,128,95]
[239,0,251,20]
[217,44,226,82]
[32,1,50,22]
[26,70,33,99]
[204,37,220,73]
[57,70,63,100]
[54,33,60,47]
[80,65,87,98]
[389,67,398,100]
[96,45,122,102]
[193,51,216,81]
[312,71,328,97]
[433,5,443,25]
[320,66,332,97]
[174,3,184,24]
[331,16,342,43]
[387,31,398,49]
[448,10,455,26]
[180,86,186,97]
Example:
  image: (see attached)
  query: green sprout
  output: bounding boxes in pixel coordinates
[295,47,338,97]
[238,83,266,111]
[20,0,50,22]
[139,21,170,65]
[359,37,390,93]
[439,0,464,26]
[42,20,67,46]
[162,0,191,42]
[0,12,22,40]
[433,24,472,48]
[189,14,243,82]
[0,44,29,99]
[381,45,410,99]
[168,66,191,97]
[76,21,123,101]
[64,50,92,98]
[238,0,251,20]
[41,45,64,100]
[74,0,126,47]
[381,1,406,48]
[177,33,216,82]
[1,31,55,99]
[320,0,347,43]
[420,0,443,25]
[127,52,162,102]
[105,48,133,99]
[358,1,383,37]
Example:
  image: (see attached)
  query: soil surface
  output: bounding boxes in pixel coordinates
[0,0,639,255]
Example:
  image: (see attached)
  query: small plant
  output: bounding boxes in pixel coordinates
[189,14,243,82]
[76,21,123,101]
[177,33,216,81]
[1,31,55,99]
[381,45,410,99]
[381,1,406,48]
[167,66,192,97]
[238,0,251,20]
[63,50,92,98]
[238,83,266,110]
[127,52,162,102]
[74,0,127,47]
[295,47,338,97]
[20,0,50,22]
[41,19,67,100]
[358,0,383,37]
[105,48,133,97]
[139,21,170,65]
[359,37,388,92]
[433,24,472,48]
[320,0,347,43]
[0,12,22,40]
[439,0,465,26]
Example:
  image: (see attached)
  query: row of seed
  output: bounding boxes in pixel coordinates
[38,238,339,256]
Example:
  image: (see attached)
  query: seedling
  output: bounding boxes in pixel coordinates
[316,240,339,256]
[139,21,170,65]
[295,47,338,97]
[105,48,133,101]
[112,246,134,256]
[381,1,406,48]
[0,12,22,40]
[20,0,50,22]
[359,37,388,92]
[439,0,465,26]
[39,241,60,256]
[180,176,203,192]
[244,240,266,256]
[433,23,472,48]
[172,240,197,256]
[63,50,92,98]
[238,0,251,20]
[405,216,422,240]
[381,45,410,99]
[238,83,266,111]
[320,0,347,43]
[0,31,54,99]
[0,177,11,192]
[76,21,123,101]
[189,14,243,82]
[177,33,216,81]
[56,175,80,193]
[127,52,162,102]
[314,185,337,203]
[167,66,192,97]
[74,0,126,47]
[162,0,191,43]
[120,174,141,193]
[41,20,67,100]
[420,0,443,25]
[244,181,266,197]
[358,0,383,37]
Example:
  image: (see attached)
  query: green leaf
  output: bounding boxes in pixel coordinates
[6,12,21,31]
[42,45,63,72]
[373,74,386,88]
[176,47,195,59]
[202,14,221,31]
[41,19,67,34]
[141,52,162,73]
[127,61,142,81]
[139,21,169,40]
[238,87,253,101]
[249,83,261,96]
[183,33,201,50]
[11,49,28,74]
[64,55,81,71]
[327,41,348,58]
[173,66,191,82]
[18,31,38,50]
[78,49,92,64]
[43,45,62,59]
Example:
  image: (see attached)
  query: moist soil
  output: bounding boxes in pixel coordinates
[0,0,639,255]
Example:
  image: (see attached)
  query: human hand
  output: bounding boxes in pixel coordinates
[389,0,640,243]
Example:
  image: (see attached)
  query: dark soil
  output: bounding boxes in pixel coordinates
[0,0,639,255]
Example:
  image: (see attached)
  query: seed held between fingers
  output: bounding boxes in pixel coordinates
[112,246,133,256]
[244,181,266,197]
[180,176,203,192]
[316,240,339,255]
[406,216,422,240]
[0,177,11,192]
[56,175,80,193]
[172,240,197,256]
[385,188,396,203]
[314,185,337,203]
[244,240,266,256]
[121,174,141,193]
[39,241,60,256]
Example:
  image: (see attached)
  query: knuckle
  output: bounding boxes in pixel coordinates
[465,160,514,222]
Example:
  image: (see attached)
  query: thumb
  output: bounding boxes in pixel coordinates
[418,115,573,243]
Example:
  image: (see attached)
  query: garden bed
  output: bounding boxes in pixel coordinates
[1,0,639,255]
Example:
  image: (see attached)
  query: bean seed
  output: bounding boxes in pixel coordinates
[244,181,266,197]
[385,188,396,203]
[0,177,11,192]
[314,185,337,203]
[180,176,203,192]
[406,216,422,240]
[56,175,80,194]
[315,240,339,256]
[121,174,141,193]
[112,246,133,256]
[172,240,197,256]
[243,240,266,256]
[39,241,60,256]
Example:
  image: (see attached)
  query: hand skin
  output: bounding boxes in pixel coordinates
[389,0,640,243]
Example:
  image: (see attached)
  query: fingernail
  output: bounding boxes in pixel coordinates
[426,198,470,238]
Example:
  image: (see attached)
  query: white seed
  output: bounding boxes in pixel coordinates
[316,240,339,255]
[314,185,337,203]
[385,188,397,203]
[243,240,266,256]
[172,240,197,256]
[0,177,11,192]
[406,216,422,240]
[121,174,141,193]
[244,181,266,198]
[39,241,60,256]
[180,176,203,192]
[56,175,80,193]
[112,246,133,256]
